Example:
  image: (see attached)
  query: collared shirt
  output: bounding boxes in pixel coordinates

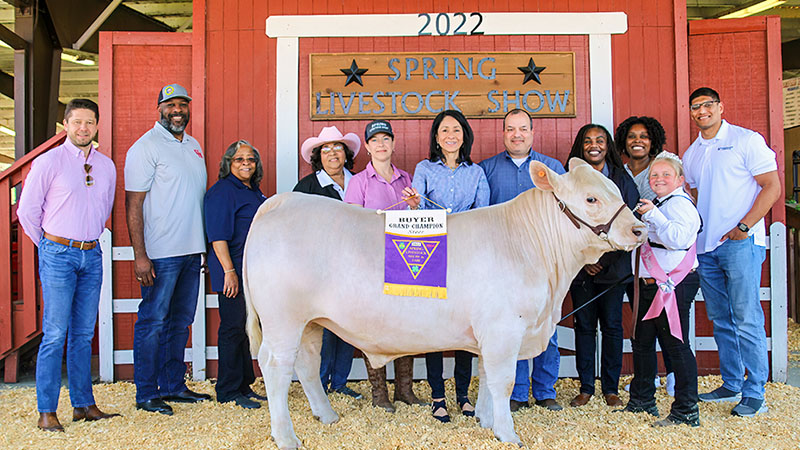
[633,187,700,277]
[683,120,777,253]
[124,122,207,259]
[411,159,489,213]
[316,169,352,200]
[204,175,266,292]
[344,162,412,210]
[479,149,565,205]
[17,139,116,245]
[625,163,656,201]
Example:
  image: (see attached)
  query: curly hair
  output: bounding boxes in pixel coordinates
[218,139,264,187]
[310,143,355,172]
[566,123,623,171]
[613,116,666,158]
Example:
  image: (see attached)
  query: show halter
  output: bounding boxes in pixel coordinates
[552,192,628,241]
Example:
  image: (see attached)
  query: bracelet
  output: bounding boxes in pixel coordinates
[224,268,236,274]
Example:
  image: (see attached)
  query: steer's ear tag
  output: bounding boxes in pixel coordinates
[530,161,555,192]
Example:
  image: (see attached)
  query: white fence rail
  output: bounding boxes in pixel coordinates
[98,222,788,383]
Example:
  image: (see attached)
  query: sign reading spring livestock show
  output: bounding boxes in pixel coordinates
[310,52,576,120]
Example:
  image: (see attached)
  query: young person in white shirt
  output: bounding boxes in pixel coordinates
[621,152,701,427]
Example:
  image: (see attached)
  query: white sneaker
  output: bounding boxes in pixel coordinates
[665,372,675,397]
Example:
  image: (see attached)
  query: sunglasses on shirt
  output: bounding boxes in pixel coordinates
[84,163,94,187]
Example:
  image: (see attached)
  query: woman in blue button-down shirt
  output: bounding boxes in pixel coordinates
[403,109,489,423]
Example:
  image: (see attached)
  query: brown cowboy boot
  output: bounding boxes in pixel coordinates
[367,363,395,412]
[393,356,424,405]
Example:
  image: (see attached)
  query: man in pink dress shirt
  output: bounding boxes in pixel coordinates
[17,99,120,432]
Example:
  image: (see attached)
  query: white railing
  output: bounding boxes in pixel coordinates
[98,222,789,383]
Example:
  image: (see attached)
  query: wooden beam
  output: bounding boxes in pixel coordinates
[0,23,27,50]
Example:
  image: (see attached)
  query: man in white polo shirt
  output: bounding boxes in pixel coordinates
[682,87,780,417]
[124,83,210,415]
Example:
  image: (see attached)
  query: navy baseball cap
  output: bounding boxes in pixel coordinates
[157,83,192,104]
[364,120,393,141]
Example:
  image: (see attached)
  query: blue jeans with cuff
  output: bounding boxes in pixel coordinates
[697,236,768,400]
[512,332,560,402]
[36,236,103,412]
[133,254,200,403]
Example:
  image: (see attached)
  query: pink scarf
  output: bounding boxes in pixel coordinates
[639,241,696,342]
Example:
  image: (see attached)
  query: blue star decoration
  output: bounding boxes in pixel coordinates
[340,59,368,87]
[518,58,546,85]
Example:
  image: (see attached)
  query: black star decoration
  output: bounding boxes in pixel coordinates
[340,59,368,87]
[517,58,546,85]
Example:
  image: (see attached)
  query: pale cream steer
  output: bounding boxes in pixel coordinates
[244,158,645,448]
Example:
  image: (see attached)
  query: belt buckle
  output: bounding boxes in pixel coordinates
[79,241,86,250]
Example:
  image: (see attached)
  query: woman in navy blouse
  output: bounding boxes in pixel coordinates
[204,140,267,409]
[402,109,489,423]
[565,124,639,409]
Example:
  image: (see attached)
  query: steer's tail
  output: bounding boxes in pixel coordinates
[243,244,263,357]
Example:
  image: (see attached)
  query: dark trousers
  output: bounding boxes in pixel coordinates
[215,288,256,402]
[630,272,700,418]
[571,280,625,395]
[426,351,473,399]
[626,283,673,374]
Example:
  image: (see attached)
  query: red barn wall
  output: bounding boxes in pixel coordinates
[202,0,686,196]
[98,1,783,380]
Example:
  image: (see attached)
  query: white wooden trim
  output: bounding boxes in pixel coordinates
[113,299,141,313]
[769,222,788,382]
[275,36,299,193]
[112,246,134,261]
[207,294,219,308]
[588,34,614,131]
[98,229,114,382]
[192,268,207,380]
[265,13,628,38]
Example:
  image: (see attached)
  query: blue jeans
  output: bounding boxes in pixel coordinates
[320,329,355,391]
[697,236,768,400]
[36,237,102,412]
[512,332,559,401]
[133,254,200,403]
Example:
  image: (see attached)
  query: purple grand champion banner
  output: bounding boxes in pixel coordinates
[383,209,447,298]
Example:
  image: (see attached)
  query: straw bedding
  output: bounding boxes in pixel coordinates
[1,369,799,450]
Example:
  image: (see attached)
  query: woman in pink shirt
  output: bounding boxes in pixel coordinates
[344,120,423,412]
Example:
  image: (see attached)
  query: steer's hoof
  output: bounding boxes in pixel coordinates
[315,411,339,424]
[494,432,522,446]
[273,435,302,450]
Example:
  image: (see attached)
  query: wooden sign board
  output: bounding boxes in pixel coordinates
[310,52,576,120]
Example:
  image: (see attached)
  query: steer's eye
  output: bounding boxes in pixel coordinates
[586,197,597,204]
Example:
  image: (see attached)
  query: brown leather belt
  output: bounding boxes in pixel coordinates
[43,232,97,250]
[640,278,657,285]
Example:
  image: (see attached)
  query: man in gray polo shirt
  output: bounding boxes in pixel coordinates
[124,83,209,415]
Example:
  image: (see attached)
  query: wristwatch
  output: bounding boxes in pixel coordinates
[737,222,750,233]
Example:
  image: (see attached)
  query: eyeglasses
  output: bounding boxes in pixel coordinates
[84,163,94,187]
[321,144,344,154]
[689,100,719,111]
[233,157,257,164]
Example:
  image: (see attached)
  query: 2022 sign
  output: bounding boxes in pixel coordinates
[417,13,484,36]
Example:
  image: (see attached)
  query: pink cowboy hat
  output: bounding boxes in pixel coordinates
[300,126,361,164]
